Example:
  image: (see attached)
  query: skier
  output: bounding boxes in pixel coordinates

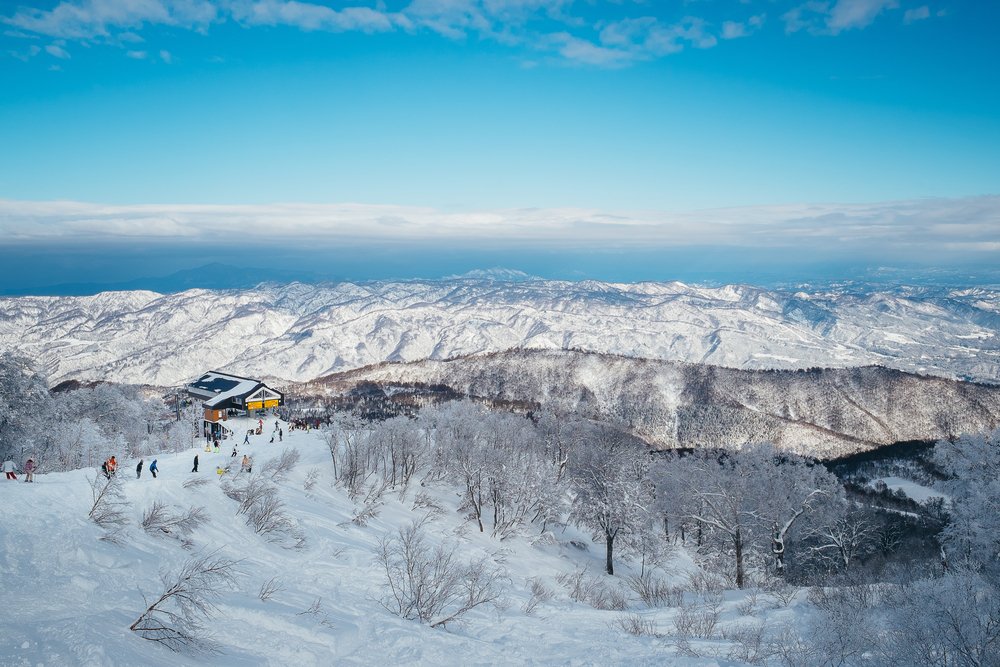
[192,454,199,473]
[149,459,158,479]
[136,459,143,479]
[107,456,117,477]
[216,465,227,478]
[242,454,252,474]
[243,431,250,445]
[213,439,221,454]
[279,428,283,442]
[2,459,17,480]
[231,446,238,458]
[24,457,35,483]
[101,460,110,479]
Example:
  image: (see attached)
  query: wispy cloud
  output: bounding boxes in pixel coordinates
[1,197,997,258]
[722,14,766,40]
[784,0,900,35]
[45,42,71,58]
[903,5,931,23]
[2,1,921,68]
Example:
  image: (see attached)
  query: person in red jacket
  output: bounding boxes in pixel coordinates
[24,457,35,483]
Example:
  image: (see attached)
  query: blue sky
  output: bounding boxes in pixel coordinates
[1,1,999,291]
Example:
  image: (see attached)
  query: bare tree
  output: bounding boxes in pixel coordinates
[129,551,239,652]
[141,501,208,544]
[264,448,301,482]
[375,520,507,628]
[88,473,129,542]
[806,509,878,573]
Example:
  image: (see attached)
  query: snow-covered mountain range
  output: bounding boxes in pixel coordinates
[2,278,998,387]
[318,349,1000,458]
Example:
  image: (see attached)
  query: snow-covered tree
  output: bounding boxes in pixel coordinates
[0,352,51,461]
[655,443,842,587]
[933,428,1000,578]
[569,432,652,575]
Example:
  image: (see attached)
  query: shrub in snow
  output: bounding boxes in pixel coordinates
[264,448,300,482]
[375,520,507,628]
[627,570,683,608]
[521,577,553,616]
[141,501,208,546]
[614,612,657,637]
[257,576,282,602]
[87,473,129,543]
[129,551,238,652]
[223,474,304,548]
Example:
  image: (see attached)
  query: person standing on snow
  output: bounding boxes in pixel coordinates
[108,456,118,477]
[243,431,250,445]
[136,459,143,479]
[149,459,158,478]
[279,428,283,442]
[3,459,17,480]
[24,457,35,483]
[242,454,252,474]
[192,454,199,473]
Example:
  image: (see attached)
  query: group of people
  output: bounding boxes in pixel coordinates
[6,416,279,487]
[2,457,35,482]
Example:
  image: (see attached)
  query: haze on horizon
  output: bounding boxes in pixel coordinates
[1,0,998,292]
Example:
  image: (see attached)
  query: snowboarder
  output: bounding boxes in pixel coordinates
[149,459,158,479]
[136,459,143,479]
[192,454,199,473]
[24,457,35,483]
[216,465,227,478]
[3,459,17,480]
[231,446,238,458]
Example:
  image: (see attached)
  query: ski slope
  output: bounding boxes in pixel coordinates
[0,417,809,666]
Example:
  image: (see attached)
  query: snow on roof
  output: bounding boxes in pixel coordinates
[203,378,262,408]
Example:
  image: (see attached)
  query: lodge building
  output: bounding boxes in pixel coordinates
[186,370,284,439]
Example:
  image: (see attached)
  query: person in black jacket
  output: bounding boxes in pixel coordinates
[192,454,199,473]
[136,459,143,479]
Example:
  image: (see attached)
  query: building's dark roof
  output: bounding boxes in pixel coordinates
[187,370,283,409]
[188,370,259,395]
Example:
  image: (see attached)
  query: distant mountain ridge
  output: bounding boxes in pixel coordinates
[1,278,998,387]
[316,349,1000,458]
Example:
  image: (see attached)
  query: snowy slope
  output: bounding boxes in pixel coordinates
[0,419,798,666]
[1,279,998,386]
[321,350,1000,458]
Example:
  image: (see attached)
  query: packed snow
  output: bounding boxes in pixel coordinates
[0,416,805,666]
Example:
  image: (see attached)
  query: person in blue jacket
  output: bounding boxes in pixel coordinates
[149,459,158,479]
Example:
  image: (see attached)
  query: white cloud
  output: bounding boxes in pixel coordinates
[126,49,147,59]
[4,0,217,40]
[722,14,764,40]
[903,5,930,23]
[45,43,71,58]
[784,0,899,35]
[159,48,172,62]
[1,197,997,255]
